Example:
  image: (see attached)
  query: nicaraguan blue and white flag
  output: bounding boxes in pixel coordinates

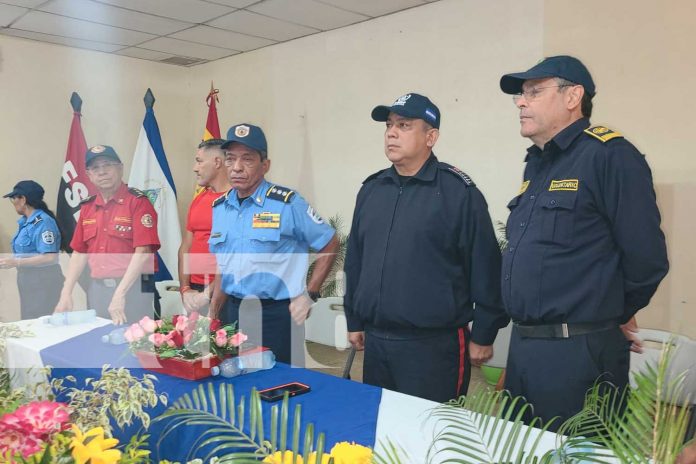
[128,88,181,281]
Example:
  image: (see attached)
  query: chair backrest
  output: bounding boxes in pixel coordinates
[154,280,185,320]
[630,328,696,406]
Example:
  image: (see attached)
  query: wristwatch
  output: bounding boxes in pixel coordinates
[308,291,321,302]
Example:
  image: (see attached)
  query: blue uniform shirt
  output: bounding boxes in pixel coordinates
[12,210,61,264]
[209,179,335,300]
[502,118,668,324]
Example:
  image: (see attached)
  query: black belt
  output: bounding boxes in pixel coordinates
[227,295,290,306]
[514,320,617,339]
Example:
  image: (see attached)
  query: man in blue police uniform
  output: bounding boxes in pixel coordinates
[344,93,508,402]
[209,123,338,365]
[499,56,669,426]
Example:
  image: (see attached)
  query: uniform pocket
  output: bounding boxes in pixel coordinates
[540,192,577,246]
[249,228,281,254]
[208,231,230,268]
[82,225,97,242]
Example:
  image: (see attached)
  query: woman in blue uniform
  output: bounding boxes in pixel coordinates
[1,180,65,319]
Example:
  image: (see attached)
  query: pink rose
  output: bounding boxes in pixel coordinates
[215,329,228,347]
[229,332,248,347]
[175,315,188,332]
[183,328,194,345]
[139,316,158,333]
[124,324,145,343]
[149,333,166,347]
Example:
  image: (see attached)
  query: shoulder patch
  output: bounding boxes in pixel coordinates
[128,187,146,198]
[440,163,475,187]
[363,169,387,184]
[80,195,96,205]
[584,126,623,143]
[266,185,296,203]
[212,190,229,208]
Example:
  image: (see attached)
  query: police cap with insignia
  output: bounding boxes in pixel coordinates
[85,145,122,167]
[221,123,268,155]
[371,93,441,129]
[499,55,596,97]
[3,180,45,202]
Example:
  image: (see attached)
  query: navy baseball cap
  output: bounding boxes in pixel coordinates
[221,123,268,154]
[86,145,122,166]
[4,180,45,201]
[371,93,441,129]
[500,55,596,97]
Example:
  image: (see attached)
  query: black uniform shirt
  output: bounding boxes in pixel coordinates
[344,154,508,345]
[502,118,669,324]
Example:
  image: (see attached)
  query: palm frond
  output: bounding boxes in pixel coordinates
[306,214,348,297]
[559,339,692,464]
[424,389,558,464]
[152,382,328,462]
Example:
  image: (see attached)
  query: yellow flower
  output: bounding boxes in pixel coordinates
[329,441,373,464]
[306,452,331,464]
[70,425,122,464]
[262,450,304,464]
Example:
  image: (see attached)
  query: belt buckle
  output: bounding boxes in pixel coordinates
[561,323,569,338]
[104,278,117,288]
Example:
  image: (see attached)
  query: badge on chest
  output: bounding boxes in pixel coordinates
[252,212,281,229]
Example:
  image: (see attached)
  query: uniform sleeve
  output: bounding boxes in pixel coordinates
[461,187,510,345]
[34,216,61,254]
[343,188,365,332]
[600,142,669,322]
[70,206,88,253]
[131,197,161,251]
[288,193,335,251]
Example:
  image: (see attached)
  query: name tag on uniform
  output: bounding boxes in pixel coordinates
[252,212,281,229]
[549,179,579,191]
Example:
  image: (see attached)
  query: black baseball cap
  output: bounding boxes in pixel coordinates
[221,123,268,154]
[86,145,122,166]
[500,55,596,97]
[371,93,441,129]
[4,180,45,201]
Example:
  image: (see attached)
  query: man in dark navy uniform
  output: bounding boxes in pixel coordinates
[344,93,508,402]
[499,56,669,426]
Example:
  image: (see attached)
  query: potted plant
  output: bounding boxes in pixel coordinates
[125,313,247,380]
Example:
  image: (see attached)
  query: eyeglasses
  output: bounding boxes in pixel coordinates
[512,85,571,103]
[87,162,121,172]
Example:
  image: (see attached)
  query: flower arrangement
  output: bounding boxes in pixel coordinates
[261,442,373,464]
[125,313,247,360]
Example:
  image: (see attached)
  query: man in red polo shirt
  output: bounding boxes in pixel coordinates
[54,145,160,324]
[177,139,231,313]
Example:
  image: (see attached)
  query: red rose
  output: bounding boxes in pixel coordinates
[209,319,221,332]
[172,315,181,326]
[169,330,184,348]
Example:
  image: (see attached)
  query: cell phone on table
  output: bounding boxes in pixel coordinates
[258,382,311,402]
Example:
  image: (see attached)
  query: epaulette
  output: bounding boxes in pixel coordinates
[31,216,43,226]
[584,126,623,143]
[212,190,229,207]
[440,163,475,187]
[266,184,295,203]
[363,169,387,184]
[128,187,146,198]
[80,195,96,205]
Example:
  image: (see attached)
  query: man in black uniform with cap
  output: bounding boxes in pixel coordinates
[498,56,669,425]
[344,93,508,402]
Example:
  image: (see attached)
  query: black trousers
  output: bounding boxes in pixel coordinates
[504,325,630,429]
[17,265,64,320]
[87,275,156,323]
[363,327,471,403]
[221,297,305,366]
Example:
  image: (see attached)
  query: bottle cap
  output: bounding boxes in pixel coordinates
[211,366,220,376]
[101,335,109,343]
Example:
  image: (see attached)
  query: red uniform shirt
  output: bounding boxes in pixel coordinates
[185,188,225,285]
[71,182,161,279]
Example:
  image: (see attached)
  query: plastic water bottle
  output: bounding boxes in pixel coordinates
[43,309,96,326]
[211,350,276,378]
[101,327,128,345]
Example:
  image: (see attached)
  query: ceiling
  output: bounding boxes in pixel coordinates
[0,0,439,66]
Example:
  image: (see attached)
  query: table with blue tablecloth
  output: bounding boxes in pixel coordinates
[38,323,381,461]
